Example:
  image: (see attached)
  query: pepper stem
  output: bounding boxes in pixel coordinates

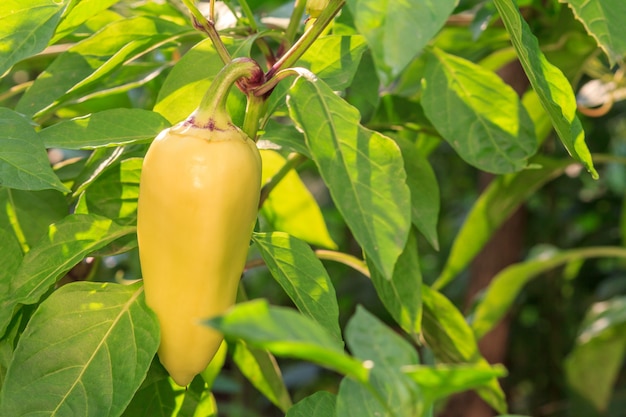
[192,58,263,129]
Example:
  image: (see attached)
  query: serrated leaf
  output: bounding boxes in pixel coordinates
[493,0,598,178]
[0,0,70,74]
[0,213,136,336]
[471,246,626,340]
[563,0,626,65]
[0,108,69,192]
[367,230,422,340]
[434,156,571,290]
[153,37,251,125]
[252,232,341,343]
[207,299,367,382]
[75,158,142,225]
[422,285,507,413]
[346,0,457,83]
[0,281,159,417]
[422,48,537,174]
[40,109,170,149]
[286,391,336,417]
[232,341,292,412]
[259,150,337,249]
[287,75,411,280]
[16,16,189,117]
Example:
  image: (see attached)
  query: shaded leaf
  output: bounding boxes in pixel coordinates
[422,47,537,174]
[493,0,597,178]
[40,109,170,149]
[0,213,136,335]
[0,281,159,417]
[0,108,69,192]
[286,391,336,417]
[288,75,411,280]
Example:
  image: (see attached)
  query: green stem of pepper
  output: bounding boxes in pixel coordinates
[242,93,267,140]
[285,0,307,45]
[182,0,232,65]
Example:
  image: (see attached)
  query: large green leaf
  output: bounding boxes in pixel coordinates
[564,0,626,65]
[259,150,337,249]
[565,297,626,413]
[493,0,598,178]
[16,16,189,117]
[471,246,626,340]
[287,75,411,280]
[0,108,69,192]
[206,299,368,382]
[422,285,507,413]
[0,281,159,417]
[40,109,170,149]
[0,0,70,75]
[286,391,336,417]
[0,213,135,336]
[422,47,537,174]
[52,0,125,43]
[367,229,422,340]
[253,231,341,342]
[346,0,457,83]
[434,156,570,290]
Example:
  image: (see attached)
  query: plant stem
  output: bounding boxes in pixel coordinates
[258,153,307,207]
[265,0,344,80]
[242,93,266,140]
[315,250,371,277]
[193,58,263,128]
[238,0,258,31]
[182,0,232,64]
[285,0,307,45]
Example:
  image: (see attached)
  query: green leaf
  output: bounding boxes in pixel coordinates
[52,0,123,43]
[0,281,159,417]
[260,121,310,158]
[434,156,570,290]
[565,297,626,412]
[0,108,69,192]
[493,0,598,178]
[154,37,251,125]
[0,0,70,74]
[403,363,508,404]
[346,0,457,83]
[422,47,537,174]
[367,230,422,340]
[395,136,440,250]
[259,150,336,249]
[344,51,380,123]
[0,224,22,295]
[0,213,136,336]
[71,146,127,196]
[471,246,626,340]
[287,75,411,280]
[564,0,626,65]
[298,35,368,90]
[232,341,292,412]
[206,299,368,382]
[0,188,67,250]
[286,391,336,417]
[75,158,142,225]
[40,109,170,149]
[16,16,189,117]
[252,232,342,343]
[122,362,178,417]
[422,285,507,414]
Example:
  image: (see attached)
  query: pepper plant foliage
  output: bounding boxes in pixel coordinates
[0,0,625,416]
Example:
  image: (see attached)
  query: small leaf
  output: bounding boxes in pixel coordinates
[286,391,336,417]
[346,0,457,83]
[288,75,411,280]
[422,48,537,174]
[493,0,598,178]
[564,0,626,65]
[434,156,571,290]
[367,230,422,340]
[422,285,507,413]
[0,213,136,336]
[260,151,337,249]
[0,108,69,192]
[0,0,70,74]
[0,281,159,417]
[40,109,170,149]
[232,341,292,412]
[206,300,367,382]
[471,246,626,340]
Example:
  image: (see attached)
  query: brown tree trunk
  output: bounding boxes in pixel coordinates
[438,60,529,417]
